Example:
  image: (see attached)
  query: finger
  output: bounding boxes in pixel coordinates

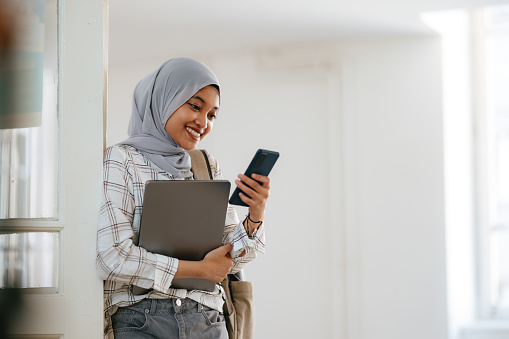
[238,174,263,191]
[237,183,269,208]
[251,174,270,188]
[223,243,233,252]
[238,178,269,203]
[235,178,257,198]
[239,191,256,206]
[240,174,271,195]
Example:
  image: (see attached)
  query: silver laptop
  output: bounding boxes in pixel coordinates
[133,180,230,294]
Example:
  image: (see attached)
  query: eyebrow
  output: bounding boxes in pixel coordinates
[191,95,219,110]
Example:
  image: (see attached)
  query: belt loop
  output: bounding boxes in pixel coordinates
[197,302,203,313]
[150,299,157,315]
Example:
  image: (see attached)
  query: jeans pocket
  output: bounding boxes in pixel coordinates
[200,306,225,326]
[112,308,148,333]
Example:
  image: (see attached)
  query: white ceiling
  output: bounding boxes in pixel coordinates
[109,0,509,64]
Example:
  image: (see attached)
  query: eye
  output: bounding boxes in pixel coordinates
[208,113,217,121]
[188,103,200,111]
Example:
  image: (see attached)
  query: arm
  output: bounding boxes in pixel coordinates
[206,151,267,273]
[96,147,177,292]
[175,243,233,282]
[235,173,270,236]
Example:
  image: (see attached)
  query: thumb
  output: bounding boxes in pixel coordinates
[222,243,233,253]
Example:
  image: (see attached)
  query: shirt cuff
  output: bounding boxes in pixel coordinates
[230,221,265,258]
[153,254,179,293]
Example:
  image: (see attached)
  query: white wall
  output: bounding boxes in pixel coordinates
[107,35,448,339]
[340,37,447,339]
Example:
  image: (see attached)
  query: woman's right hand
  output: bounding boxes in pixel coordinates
[200,243,233,283]
[173,243,233,282]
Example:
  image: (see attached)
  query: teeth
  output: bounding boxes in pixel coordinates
[186,127,201,139]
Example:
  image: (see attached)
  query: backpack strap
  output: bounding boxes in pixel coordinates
[188,149,213,180]
[190,149,245,317]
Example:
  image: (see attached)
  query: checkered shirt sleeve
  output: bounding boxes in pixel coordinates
[96,146,179,293]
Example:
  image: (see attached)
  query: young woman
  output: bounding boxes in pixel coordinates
[96,58,269,338]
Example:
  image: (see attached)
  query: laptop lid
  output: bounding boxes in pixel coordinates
[135,179,230,293]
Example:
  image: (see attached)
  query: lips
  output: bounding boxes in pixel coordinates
[185,126,202,140]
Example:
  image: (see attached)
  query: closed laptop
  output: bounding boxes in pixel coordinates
[133,180,230,294]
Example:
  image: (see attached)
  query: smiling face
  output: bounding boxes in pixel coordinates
[164,85,220,150]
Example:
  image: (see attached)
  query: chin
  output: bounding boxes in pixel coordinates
[183,143,199,151]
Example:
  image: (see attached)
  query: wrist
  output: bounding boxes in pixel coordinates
[196,260,207,279]
[175,260,205,279]
[244,214,263,238]
[247,213,263,223]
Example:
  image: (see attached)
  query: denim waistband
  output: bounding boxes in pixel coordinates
[126,298,206,315]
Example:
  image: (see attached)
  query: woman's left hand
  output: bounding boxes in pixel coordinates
[235,173,270,222]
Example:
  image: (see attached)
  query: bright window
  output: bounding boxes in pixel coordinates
[479,3,509,318]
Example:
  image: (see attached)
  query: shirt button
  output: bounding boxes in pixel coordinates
[176,299,182,306]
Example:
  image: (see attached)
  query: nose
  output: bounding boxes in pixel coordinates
[195,112,207,129]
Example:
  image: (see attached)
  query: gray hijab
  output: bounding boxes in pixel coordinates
[120,58,220,178]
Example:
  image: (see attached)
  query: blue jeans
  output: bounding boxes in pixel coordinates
[112,298,228,339]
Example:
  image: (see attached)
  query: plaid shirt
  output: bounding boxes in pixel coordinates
[96,145,265,338]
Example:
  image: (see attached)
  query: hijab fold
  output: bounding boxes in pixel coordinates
[120,58,220,178]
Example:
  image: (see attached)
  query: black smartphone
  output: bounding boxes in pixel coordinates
[229,149,280,207]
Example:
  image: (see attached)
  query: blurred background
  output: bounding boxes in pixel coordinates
[1,0,509,338]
